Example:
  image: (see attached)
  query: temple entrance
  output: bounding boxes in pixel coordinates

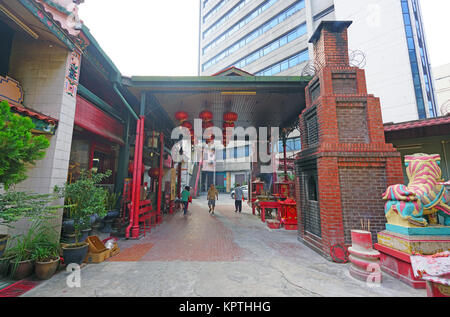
[118,71,310,240]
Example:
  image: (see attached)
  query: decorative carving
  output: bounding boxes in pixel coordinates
[0,76,24,105]
[64,50,81,97]
[35,0,83,36]
[382,153,450,227]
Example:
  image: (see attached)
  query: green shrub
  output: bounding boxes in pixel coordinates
[0,100,50,189]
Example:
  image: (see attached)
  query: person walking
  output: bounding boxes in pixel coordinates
[181,186,192,215]
[234,184,244,213]
[207,184,219,214]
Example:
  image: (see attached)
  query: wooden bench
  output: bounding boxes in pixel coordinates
[128,200,155,237]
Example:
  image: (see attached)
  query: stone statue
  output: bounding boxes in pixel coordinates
[382,153,450,227]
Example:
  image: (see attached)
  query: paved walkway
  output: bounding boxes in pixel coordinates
[24,196,425,297]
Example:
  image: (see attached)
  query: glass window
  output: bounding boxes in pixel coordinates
[202,0,306,69]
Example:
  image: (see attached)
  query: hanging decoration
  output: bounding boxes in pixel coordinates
[148,167,160,178]
[199,110,213,122]
[202,121,214,129]
[181,121,193,130]
[223,111,238,124]
[175,111,188,124]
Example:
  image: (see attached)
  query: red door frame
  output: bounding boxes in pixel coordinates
[126,116,145,239]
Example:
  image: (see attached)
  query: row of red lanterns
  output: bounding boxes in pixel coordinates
[174,111,238,146]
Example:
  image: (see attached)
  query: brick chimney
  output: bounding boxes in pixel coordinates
[309,21,352,70]
[295,21,404,261]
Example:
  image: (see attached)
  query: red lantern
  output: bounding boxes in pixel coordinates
[223,111,238,123]
[202,121,214,129]
[175,111,188,124]
[223,122,235,129]
[181,121,193,130]
[199,110,213,122]
[148,167,160,178]
[129,162,145,175]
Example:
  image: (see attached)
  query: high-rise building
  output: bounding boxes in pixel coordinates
[198,0,438,123]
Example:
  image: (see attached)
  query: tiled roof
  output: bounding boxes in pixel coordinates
[384,115,450,132]
[211,66,255,77]
[9,103,58,125]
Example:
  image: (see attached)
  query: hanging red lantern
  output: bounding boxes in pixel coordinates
[181,121,193,130]
[199,110,213,122]
[223,122,235,129]
[148,167,160,178]
[129,161,145,175]
[202,121,214,129]
[175,111,188,124]
[223,111,238,124]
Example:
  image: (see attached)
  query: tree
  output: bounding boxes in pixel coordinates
[0,100,50,189]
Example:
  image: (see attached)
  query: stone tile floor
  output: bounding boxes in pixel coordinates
[23,196,426,297]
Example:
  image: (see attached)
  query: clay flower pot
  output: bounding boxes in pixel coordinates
[0,256,13,277]
[10,259,34,280]
[35,257,60,280]
[62,243,88,265]
[0,234,9,258]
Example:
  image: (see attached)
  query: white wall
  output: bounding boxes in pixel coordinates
[8,33,77,194]
[334,0,419,123]
[433,63,450,116]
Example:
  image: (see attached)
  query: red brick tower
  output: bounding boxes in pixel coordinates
[295,21,404,260]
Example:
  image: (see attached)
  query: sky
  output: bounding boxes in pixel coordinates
[78,0,450,77]
[79,0,200,77]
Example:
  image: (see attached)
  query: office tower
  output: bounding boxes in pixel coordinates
[198,0,438,122]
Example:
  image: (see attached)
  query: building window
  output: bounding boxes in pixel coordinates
[202,0,305,58]
[307,175,318,201]
[203,0,251,39]
[278,137,301,153]
[228,24,307,71]
[203,0,230,24]
[255,50,309,76]
[202,0,306,72]
[401,0,427,119]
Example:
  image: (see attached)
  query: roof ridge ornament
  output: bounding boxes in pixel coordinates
[34,0,84,36]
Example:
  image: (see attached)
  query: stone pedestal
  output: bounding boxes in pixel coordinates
[375,227,450,289]
[348,230,382,284]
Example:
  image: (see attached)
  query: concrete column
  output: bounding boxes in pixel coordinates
[5,34,80,237]
[8,33,79,195]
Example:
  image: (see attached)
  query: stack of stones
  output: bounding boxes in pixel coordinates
[348,230,382,284]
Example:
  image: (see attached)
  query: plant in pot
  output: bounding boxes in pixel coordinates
[0,100,50,257]
[31,224,61,280]
[56,169,111,265]
[101,191,121,233]
[0,191,62,278]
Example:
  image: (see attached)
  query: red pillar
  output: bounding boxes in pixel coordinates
[126,117,142,238]
[130,116,145,239]
[177,162,182,199]
[157,133,164,224]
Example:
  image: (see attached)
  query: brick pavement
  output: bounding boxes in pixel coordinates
[108,201,246,262]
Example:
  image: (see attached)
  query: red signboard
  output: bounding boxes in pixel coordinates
[75,95,124,145]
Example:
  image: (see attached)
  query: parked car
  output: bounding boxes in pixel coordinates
[231,185,248,200]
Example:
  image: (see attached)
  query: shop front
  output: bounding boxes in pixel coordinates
[69,94,124,190]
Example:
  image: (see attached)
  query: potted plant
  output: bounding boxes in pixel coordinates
[33,246,60,280]
[0,191,61,275]
[56,170,111,265]
[101,191,121,233]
